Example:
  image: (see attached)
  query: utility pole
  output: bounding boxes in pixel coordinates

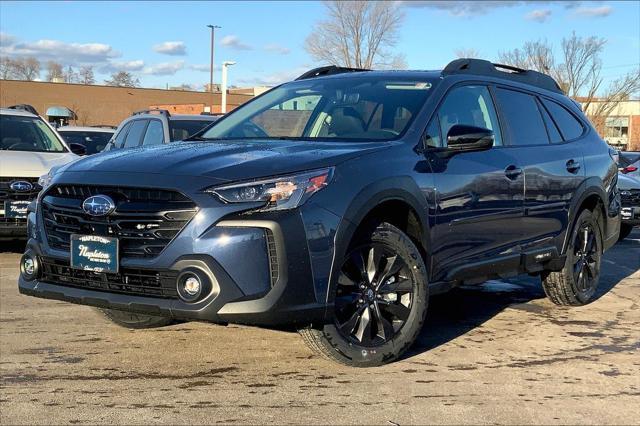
[207,24,221,111]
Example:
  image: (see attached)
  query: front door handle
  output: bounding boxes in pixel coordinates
[566,159,581,174]
[504,165,523,180]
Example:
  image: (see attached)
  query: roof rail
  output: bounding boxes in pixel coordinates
[442,58,562,94]
[90,124,118,129]
[295,65,370,81]
[132,109,171,117]
[7,104,39,115]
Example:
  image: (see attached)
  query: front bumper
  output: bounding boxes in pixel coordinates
[18,172,342,327]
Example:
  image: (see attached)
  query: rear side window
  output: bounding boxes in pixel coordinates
[170,120,213,141]
[142,120,164,146]
[494,88,548,146]
[112,122,132,149]
[538,103,563,144]
[541,99,584,141]
[123,120,147,148]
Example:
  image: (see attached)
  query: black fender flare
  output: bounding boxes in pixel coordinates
[562,176,608,254]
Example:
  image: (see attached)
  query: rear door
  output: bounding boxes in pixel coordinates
[427,85,525,281]
[493,87,585,251]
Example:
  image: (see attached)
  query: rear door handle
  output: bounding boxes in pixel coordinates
[566,159,581,174]
[504,165,523,180]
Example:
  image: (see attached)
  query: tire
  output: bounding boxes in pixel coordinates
[542,209,603,306]
[300,222,428,367]
[97,308,174,329]
[618,224,634,241]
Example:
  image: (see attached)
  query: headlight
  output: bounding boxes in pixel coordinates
[207,168,334,211]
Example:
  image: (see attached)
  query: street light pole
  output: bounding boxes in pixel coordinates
[206,24,221,111]
[221,61,236,114]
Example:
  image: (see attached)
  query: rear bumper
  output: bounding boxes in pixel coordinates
[621,206,640,225]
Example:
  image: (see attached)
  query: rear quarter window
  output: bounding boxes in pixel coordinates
[541,98,584,141]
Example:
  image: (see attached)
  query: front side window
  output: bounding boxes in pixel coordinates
[202,77,435,142]
[494,88,548,146]
[142,120,164,146]
[123,120,148,148]
[0,115,66,152]
[437,85,502,146]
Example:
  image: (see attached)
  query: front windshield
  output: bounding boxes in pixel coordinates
[202,76,434,142]
[0,115,67,152]
[58,130,113,154]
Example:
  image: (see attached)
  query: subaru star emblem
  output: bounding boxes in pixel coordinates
[10,181,33,192]
[82,195,116,216]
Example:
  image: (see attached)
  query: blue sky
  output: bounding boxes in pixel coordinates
[1,1,638,91]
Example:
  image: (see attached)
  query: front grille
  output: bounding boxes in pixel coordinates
[621,189,640,207]
[42,185,197,258]
[40,257,179,298]
[0,177,40,226]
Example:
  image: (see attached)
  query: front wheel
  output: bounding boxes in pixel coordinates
[542,209,603,306]
[300,222,428,367]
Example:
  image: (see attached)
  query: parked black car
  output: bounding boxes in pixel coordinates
[617,173,640,240]
[19,59,621,366]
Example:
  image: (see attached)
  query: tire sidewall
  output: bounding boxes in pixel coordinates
[321,223,428,366]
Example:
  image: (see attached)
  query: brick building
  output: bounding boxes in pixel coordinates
[582,99,640,151]
[0,79,254,127]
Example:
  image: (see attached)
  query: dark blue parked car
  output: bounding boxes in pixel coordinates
[19,59,620,366]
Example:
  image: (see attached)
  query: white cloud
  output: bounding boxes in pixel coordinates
[153,41,187,56]
[99,60,145,74]
[0,36,119,64]
[143,60,185,76]
[264,43,291,55]
[189,64,218,72]
[220,35,253,51]
[401,1,590,17]
[573,5,612,18]
[526,9,552,22]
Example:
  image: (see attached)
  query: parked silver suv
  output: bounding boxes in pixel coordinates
[105,110,220,151]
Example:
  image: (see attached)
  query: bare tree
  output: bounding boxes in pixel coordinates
[455,48,481,59]
[0,57,17,79]
[305,1,405,69]
[63,65,78,83]
[104,71,140,88]
[46,61,64,81]
[78,66,95,85]
[0,57,41,80]
[498,33,639,136]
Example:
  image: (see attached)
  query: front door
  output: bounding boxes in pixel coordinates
[425,85,525,282]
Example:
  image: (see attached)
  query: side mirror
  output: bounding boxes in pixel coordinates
[69,143,87,156]
[446,125,494,153]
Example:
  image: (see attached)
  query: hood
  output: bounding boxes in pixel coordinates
[618,173,640,190]
[61,139,391,181]
[0,151,78,178]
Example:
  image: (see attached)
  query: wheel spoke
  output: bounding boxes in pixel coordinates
[338,306,364,336]
[379,277,413,294]
[373,302,395,340]
[354,307,372,344]
[380,301,411,322]
[366,247,378,284]
[338,272,357,287]
[350,251,367,282]
[585,231,595,254]
[375,255,398,289]
[335,293,358,309]
[582,227,589,252]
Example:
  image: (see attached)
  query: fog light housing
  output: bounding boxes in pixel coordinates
[176,269,210,302]
[20,252,40,281]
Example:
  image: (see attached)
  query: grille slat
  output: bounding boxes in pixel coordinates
[40,257,179,298]
[42,185,197,259]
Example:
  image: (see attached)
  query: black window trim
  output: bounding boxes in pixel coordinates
[536,97,563,144]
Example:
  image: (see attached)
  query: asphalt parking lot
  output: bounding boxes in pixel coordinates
[1,231,638,425]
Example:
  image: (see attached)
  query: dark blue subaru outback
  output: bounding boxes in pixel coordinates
[19,59,621,366]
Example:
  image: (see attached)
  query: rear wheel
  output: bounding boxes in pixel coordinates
[542,209,602,306]
[618,224,634,241]
[300,222,428,367]
[97,308,174,329]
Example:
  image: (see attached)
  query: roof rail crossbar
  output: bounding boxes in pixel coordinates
[7,104,39,115]
[295,65,370,81]
[442,58,562,94]
[132,109,171,117]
